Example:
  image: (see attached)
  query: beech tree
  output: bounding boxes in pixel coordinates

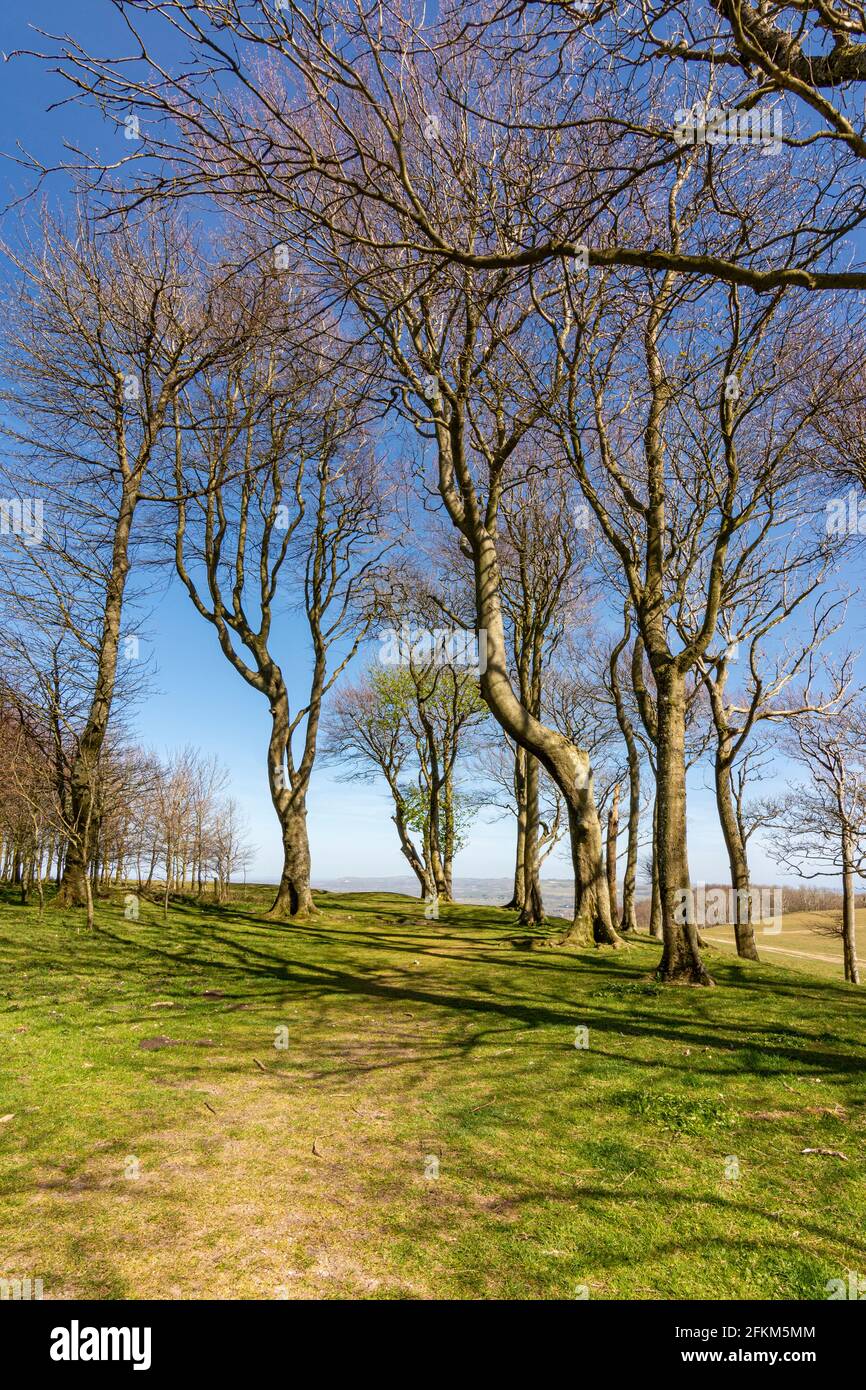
[496,474,591,924]
[324,661,486,902]
[0,203,234,910]
[32,1,866,293]
[766,697,866,984]
[607,608,643,934]
[171,285,387,919]
[696,582,847,960]
[535,166,852,978]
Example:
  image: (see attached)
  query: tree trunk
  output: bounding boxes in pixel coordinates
[620,753,640,933]
[429,837,450,902]
[654,666,713,984]
[841,831,861,985]
[649,790,662,938]
[267,798,316,919]
[519,752,545,926]
[392,804,434,899]
[58,478,138,907]
[20,856,32,906]
[504,744,527,910]
[43,835,54,885]
[472,531,620,948]
[163,835,172,920]
[606,782,620,924]
[556,783,618,947]
[144,845,157,892]
[714,750,760,961]
[84,872,94,931]
[442,770,455,901]
[35,855,45,920]
[609,616,639,933]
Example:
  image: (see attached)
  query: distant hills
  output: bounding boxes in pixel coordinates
[315,876,578,915]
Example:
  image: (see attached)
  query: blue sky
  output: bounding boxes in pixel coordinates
[1,1,862,891]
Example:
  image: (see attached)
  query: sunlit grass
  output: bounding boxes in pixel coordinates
[0,886,863,1299]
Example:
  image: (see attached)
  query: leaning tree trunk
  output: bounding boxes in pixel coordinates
[555,776,620,947]
[473,532,621,948]
[713,751,760,961]
[392,803,434,900]
[654,666,713,984]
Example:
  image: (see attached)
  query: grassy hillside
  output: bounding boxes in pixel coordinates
[1,887,864,1299]
[703,910,865,981]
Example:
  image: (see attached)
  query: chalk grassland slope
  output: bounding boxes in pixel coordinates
[703,910,866,981]
[0,889,863,1299]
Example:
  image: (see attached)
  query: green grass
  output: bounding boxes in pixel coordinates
[703,910,865,980]
[1,886,864,1300]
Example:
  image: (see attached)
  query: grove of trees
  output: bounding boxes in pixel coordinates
[3,1,866,985]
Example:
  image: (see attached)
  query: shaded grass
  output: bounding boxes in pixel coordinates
[0,885,864,1300]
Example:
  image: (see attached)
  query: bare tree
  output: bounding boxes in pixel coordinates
[28,1,866,295]
[536,168,851,978]
[765,696,866,984]
[171,288,387,919]
[213,797,255,902]
[0,203,233,909]
[697,585,848,960]
[495,474,591,923]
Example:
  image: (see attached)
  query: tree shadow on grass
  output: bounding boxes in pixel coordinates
[50,910,864,1092]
